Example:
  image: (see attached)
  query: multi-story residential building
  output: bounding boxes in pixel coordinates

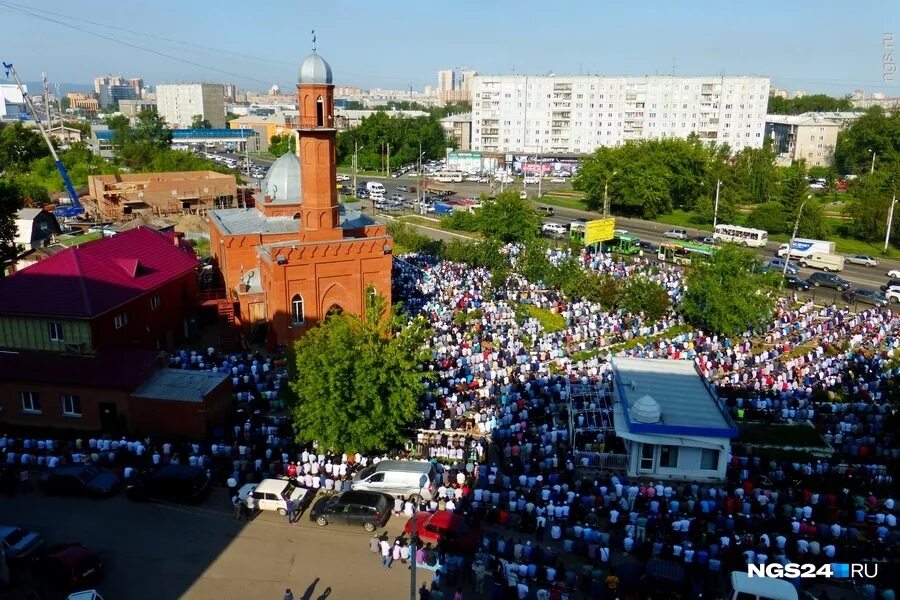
[99,83,137,109]
[128,77,144,99]
[0,83,27,120]
[471,75,771,154]
[94,75,124,94]
[117,99,156,119]
[441,113,473,150]
[438,69,455,93]
[765,112,861,167]
[851,96,900,110]
[155,83,226,128]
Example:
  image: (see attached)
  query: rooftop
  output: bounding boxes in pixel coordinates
[0,227,199,318]
[130,368,228,403]
[260,152,302,204]
[611,357,737,438]
[208,208,300,236]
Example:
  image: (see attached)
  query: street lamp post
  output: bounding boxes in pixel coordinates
[712,178,722,231]
[871,150,877,175]
[782,196,809,284]
[885,193,898,254]
[408,510,417,600]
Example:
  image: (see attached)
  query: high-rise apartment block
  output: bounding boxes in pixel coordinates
[437,69,455,93]
[155,83,226,128]
[471,75,771,154]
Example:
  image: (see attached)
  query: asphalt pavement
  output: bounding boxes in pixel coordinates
[0,489,428,600]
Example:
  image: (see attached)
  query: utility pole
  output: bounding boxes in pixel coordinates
[603,170,617,217]
[353,139,359,198]
[885,193,898,253]
[712,178,722,230]
[871,150,877,175]
[782,198,808,285]
[537,146,543,198]
[409,510,418,600]
[417,140,424,215]
[387,143,391,177]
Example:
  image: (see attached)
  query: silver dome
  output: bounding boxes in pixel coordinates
[261,151,302,204]
[298,52,333,85]
[629,395,662,424]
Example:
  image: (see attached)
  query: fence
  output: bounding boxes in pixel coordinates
[574,451,629,472]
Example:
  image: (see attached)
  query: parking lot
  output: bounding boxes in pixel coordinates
[1,488,428,600]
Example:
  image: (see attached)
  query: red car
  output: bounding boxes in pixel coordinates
[31,543,103,591]
[404,511,481,554]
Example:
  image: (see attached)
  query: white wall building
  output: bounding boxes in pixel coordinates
[0,83,27,120]
[765,112,861,167]
[155,83,226,129]
[471,75,770,154]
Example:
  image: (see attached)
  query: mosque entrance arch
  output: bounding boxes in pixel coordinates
[326,304,343,317]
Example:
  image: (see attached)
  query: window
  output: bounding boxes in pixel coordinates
[48,322,64,342]
[316,96,325,127]
[640,444,654,470]
[61,394,82,417]
[20,392,41,413]
[291,295,305,325]
[150,295,161,310]
[701,449,720,470]
[114,314,128,329]
[659,445,679,468]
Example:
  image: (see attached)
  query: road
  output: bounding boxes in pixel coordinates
[1,489,429,600]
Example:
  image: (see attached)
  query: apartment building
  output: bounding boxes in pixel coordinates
[765,112,860,167]
[471,75,770,154]
[155,83,226,128]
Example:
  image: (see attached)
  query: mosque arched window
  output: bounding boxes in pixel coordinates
[291,295,305,325]
[316,96,325,127]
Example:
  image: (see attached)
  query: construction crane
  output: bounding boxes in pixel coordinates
[2,61,83,218]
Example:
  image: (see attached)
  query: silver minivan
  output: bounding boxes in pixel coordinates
[351,460,437,502]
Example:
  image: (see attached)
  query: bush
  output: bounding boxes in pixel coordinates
[525,304,566,333]
[619,277,671,322]
[441,211,481,232]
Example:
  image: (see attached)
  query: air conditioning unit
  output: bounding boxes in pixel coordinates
[64,343,85,354]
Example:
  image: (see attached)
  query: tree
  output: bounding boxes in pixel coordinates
[190,114,212,129]
[335,111,447,170]
[0,122,50,171]
[288,293,433,454]
[747,202,789,234]
[767,94,854,115]
[476,191,541,243]
[620,277,671,322]
[269,134,296,157]
[679,245,776,337]
[132,109,171,148]
[0,179,23,263]
[833,107,900,175]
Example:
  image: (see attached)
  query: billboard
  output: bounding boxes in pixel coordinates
[584,218,615,245]
[509,155,581,177]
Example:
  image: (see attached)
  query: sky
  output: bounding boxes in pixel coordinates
[1,0,899,96]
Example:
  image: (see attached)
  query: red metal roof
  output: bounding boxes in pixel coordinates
[0,348,159,389]
[0,227,198,318]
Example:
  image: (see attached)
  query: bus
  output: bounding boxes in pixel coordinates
[657,241,716,265]
[569,219,587,244]
[605,234,641,255]
[433,171,464,183]
[713,224,768,248]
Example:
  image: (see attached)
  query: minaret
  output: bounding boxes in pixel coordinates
[296,38,341,242]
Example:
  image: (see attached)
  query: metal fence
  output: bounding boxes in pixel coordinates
[574,451,629,472]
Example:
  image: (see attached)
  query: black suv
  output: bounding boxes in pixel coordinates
[880,278,900,292]
[125,464,210,504]
[309,491,392,532]
[806,271,850,291]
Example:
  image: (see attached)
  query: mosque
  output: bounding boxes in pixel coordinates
[208,49,393,348]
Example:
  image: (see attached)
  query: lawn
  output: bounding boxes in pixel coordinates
[655,209,708,231]
[336,166,386,178]
[536,194,592,212]
[399,215,481,238]
[58,231,102,247]
[738,423,828,448]
[524,304,567,333]
[248,151,276,162]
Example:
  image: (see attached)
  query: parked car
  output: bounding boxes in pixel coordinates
[887,269,900,279]
[396,185,409,192]
[124,464,210,504]
[847,255,879,267]
[309,491,392,532]
[389,194,405,203]
[783,274,810,291]
[880,278,900,292]
[237,478,309,515]
[806,272,850,291]
[842,288,888,307]
[0,525,44,560]
[535,206,555,217]
[31,544,103,591]
[403,511,481,554]
[549,177,566,183]
[40,465,119,498]
[637,240,659,253]
[664,228,688,240]
[542,223,568,237]
[768,258,800,275]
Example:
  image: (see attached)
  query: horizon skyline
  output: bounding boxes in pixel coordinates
[1,0,898,97]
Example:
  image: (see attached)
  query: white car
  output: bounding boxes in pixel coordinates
[887,269,900,278]
[549,177,566,183]
[523,176,541,184]
[664,228,688,240]
[0,525,44,559]
[542,222,568,237]
[238,478,309,515]
[846,255,878,267]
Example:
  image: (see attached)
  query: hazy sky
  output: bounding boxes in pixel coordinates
[1,0,898,96]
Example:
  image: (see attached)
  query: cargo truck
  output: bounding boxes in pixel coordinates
[777,238,836,258]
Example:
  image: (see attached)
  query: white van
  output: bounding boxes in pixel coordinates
[728,572,798,600]
[366,181,386,195]
[238,478,309,515]
[799,252,845,272]
[351,460,437,502]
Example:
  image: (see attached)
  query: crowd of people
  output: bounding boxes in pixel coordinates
[2,244,898,599]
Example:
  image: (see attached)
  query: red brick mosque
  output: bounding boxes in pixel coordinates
[208,49,393,348]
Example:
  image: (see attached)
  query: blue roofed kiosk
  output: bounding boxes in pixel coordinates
[610,358,738,482]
